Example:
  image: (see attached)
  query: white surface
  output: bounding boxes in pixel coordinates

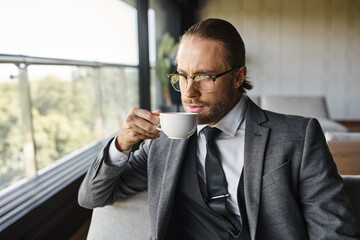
[325,132,360,142]
[87,191,150,240]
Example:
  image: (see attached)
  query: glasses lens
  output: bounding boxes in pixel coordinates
[169,75,181,91]
[194,75,214,92]
[169,74,214,92]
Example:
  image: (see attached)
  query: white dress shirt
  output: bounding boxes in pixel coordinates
[108,96,247,223]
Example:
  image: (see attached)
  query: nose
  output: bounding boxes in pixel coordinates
[181,77,200,98]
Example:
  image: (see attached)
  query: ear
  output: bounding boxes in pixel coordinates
[233,66,247,89]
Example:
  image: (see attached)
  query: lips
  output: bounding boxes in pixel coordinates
[187,105,203,113]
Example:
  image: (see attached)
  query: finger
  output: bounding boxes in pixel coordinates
[124,112,159,136]
[117,121,159,151]
[123,108,161,141]
[127,120,159,138]
[152,109,163,116]
[132,108,160,125]
[125,128,156,143]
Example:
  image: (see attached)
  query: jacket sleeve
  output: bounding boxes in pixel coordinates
[299,118,360,239]
[78,138,150,209]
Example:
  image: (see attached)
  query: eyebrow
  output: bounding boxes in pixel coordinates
[177,67,217,74]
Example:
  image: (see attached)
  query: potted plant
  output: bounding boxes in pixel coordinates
[156,33,180,108]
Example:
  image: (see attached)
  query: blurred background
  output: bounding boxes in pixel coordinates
[0,0,359,239]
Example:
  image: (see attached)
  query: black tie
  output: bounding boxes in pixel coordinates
[203,126,239,229]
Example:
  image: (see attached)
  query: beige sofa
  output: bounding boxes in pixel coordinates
[86,191,150,240]
[248,95,348,133]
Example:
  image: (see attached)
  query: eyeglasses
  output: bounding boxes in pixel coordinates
[167,66,240,92]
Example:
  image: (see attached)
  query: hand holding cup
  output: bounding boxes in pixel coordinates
[116,108,162,151]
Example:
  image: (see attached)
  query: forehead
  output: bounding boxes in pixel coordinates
[176,37,227,72]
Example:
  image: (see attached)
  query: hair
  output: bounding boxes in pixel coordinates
[181,18,253,93]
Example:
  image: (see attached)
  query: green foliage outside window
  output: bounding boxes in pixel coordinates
[31,75,94,169]
[0,74,95,190]
[0,82,24,188]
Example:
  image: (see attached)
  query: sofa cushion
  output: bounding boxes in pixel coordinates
[260,95,329,119]
[325,132,360,142]
[86,191,150,240]
[317,118,348,133]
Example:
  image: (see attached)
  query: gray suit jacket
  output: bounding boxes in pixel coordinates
[78,97,360,240]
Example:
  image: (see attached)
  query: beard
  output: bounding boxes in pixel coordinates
[182,85,237,125]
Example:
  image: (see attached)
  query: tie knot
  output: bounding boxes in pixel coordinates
[203,126,222,142]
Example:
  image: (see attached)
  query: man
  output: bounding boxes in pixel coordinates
[79,18,360,239]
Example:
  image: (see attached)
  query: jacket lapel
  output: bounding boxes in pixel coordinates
[156,136,189,239]
[243,97,269,239]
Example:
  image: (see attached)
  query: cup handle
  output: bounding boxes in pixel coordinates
[155,124,162,131]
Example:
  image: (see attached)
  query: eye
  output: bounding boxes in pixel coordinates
[173,75,180,80]
[169,75,181,83]
[194,75,211,82]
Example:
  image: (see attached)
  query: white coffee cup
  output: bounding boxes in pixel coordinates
[156,112,198,139]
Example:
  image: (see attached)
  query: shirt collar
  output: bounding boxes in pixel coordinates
[197,95,247,137]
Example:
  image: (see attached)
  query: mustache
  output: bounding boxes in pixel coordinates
[182,98,206,106]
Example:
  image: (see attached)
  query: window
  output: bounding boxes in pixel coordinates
[0,0,138,191]
[0,0,143,237]
[0,0,138,64]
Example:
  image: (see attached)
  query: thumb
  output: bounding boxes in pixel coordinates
[152,109,163,116]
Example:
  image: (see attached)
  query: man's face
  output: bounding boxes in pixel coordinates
[177,37,243,125]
